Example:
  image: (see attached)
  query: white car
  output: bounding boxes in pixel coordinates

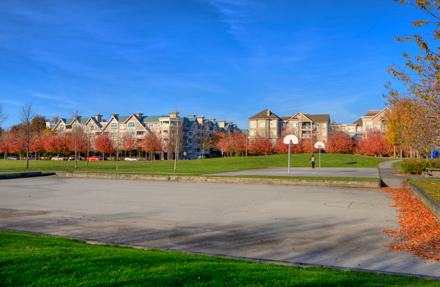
[124,157,141,162]
[51,156,67,161]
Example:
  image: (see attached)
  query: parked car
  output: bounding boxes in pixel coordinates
[7,156,20,160]
[125,157,141,162]
[68,155,82,161]
[27,156,40,160]
[51,156,67,161]
[97,156,107,161]
[88,156,102,161]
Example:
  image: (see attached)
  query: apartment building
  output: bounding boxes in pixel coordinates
[331,108,388,139]
[50,111,238,159]
[248,109,330,143]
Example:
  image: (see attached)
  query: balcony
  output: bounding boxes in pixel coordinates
[301,124,312,130]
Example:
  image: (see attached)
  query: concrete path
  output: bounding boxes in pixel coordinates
[1,176,439,278]
[211,167,379,178]
[379,160,408,188]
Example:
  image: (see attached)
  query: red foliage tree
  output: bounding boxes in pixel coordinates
[357,131,393,156]
[45,135,70,155]
[142,132,163,160]
[299,138,316,154]
[248,135,274,155]
[274,137,303,154]
[326,131,356,154]
[67,133,88,155]
[120,133,137,157]
[94,134,114,158]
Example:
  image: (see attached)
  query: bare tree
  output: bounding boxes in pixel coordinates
[0,104,8,129]
[70,107,82,169]
[19,102,36,169]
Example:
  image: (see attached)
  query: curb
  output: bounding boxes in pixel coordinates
[407,182,440,221]
[55,171,381,188]
[0,172,56,180]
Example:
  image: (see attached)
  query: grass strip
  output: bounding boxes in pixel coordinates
[409,179,440,203]
[0,230,435,286]
[0,154,391,174]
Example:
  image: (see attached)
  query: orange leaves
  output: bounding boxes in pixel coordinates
[381,187,440,261]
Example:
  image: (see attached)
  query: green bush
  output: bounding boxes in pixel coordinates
[401,159,440,174]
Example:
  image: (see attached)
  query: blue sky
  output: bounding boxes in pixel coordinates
[0,0,430,129]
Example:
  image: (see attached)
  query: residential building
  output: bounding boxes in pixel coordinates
[331,108,388,139]
[49,111,238,159]
[248,109,330,143]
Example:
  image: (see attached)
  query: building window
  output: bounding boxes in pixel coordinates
[59,124,65,131]
[259,130,265,135]
[120,124,125,129]
[259,122,265,128]
[270,130,276,136]
[111,123,117,130]
[149,124,153,127]
[356,127,361,131]
[374,125,379,130]
[111,132,117,137]
[323,123,327,128]
[323,131,326,136]
[348,127,354,132]
[270,122,276,127]
[291,123,297,127]
[128,131,135,137]
[88,124,94,131]
[250,122,256,128]
[128,122,135,129]
[250,131,256,136]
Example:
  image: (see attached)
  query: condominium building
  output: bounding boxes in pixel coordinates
[248,109,330,143]
[50,111,238,159]
[331,108,388,138]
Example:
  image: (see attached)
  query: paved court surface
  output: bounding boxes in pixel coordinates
[211,167,380,178]
[1,176,439,278]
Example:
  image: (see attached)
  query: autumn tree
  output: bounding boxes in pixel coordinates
[94,134,114,159]
[120,133,137,157]
[70,108,83,168]
[357,131,394,156]
[142,132,162,161]
[45,135,70,156]
[326,131,356,154]
[19,102,36,168]
[385,0,440,148]
[248,135,274,155]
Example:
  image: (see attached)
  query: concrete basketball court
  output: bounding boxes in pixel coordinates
[1,176,439,278]
[210,167,380,178]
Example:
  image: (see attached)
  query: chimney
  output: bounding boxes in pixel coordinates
[187,115,196,118]
[219,120,226,128]
[266,109,270,117]
[110,113,119,118]
[135,112,143,118]
[95,114,102,122]
[73,115,81,120]
[169,112,179,118]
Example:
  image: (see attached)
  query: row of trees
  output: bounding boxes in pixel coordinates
[384,0,440,158]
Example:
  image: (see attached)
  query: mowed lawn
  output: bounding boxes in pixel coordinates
[0,154,389,174]
[0,230,434,287]
[410,179,440,203]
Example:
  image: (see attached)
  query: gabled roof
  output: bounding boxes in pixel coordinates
[371,108,388,120]
[248,109,281,120]
[353,118,362,125]
[304,114,330,123]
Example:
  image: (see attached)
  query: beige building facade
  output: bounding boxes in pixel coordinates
[50,112,238,159]
[331,108,388,139]
[248,109,330,143]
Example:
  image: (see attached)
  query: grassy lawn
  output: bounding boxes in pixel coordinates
[0,230,434,286]
[410,179,440,203]
[392,161,402,169]
[0,154,389,174]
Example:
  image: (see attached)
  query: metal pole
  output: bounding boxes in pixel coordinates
[245,135,247,157]
[288,140,291,175]
[319,147,321,168]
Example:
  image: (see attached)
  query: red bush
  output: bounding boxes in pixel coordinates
[326,131,356,154]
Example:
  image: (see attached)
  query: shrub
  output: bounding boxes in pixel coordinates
[401,159,440,174]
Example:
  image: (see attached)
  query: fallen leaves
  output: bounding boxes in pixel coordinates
[381,186,440,261]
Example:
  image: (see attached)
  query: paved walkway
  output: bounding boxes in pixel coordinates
[211,167,379,178]
[378,160,431,188]
[1,176,439,278]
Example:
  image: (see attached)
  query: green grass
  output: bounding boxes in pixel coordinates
[0,154,390,174]
[392,161,402,169]
[0,230,435,286]
[410,179,440,203]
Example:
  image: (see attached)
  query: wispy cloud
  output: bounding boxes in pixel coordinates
[0,99,22,106]
[207,0,252,41]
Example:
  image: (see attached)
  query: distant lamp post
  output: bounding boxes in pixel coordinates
[314,141,325,168]
[283,135,299,175]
